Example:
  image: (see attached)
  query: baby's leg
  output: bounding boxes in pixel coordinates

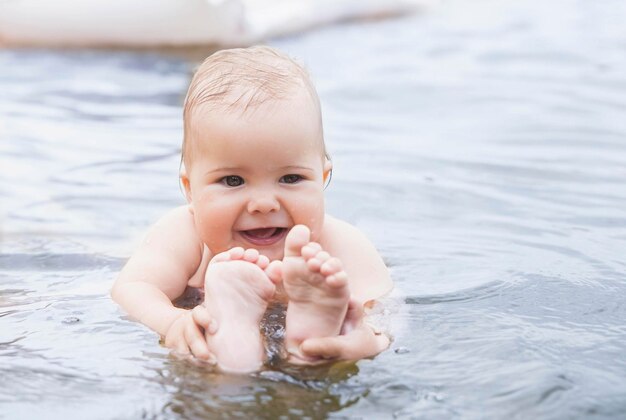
[204,247,280,373]
[282,225,350,363]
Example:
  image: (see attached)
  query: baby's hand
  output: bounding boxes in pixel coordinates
[164,305,218,362]
[298,299,390,361]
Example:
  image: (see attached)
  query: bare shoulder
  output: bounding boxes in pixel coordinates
[319,215,393,303]
[145,205,202,250]
[116,205,205,299]
[319,215,379,251]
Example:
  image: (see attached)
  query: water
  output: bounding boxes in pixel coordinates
[2,0,626,418]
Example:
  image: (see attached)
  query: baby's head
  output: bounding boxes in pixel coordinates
[180,46,332,260]
[182,45,327,169]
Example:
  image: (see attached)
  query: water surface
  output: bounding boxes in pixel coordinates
[2,0,626,418]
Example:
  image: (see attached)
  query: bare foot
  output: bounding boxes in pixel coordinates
[204,247,281,373]
[282,225,350,362]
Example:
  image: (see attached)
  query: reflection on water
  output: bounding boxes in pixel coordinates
[152,357,362,419]
[2,0,626,418]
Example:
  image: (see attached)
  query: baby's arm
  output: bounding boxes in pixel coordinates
[111,205,214,359]
[299,216,393,360]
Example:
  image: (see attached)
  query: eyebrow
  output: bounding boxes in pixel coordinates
[204,167,241,175]
[282,165,315,171]
[205,165,314,175]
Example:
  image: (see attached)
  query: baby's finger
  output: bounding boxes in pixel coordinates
[174,338,190,356]
[184,321,212,361]
[192,306,218,334]
[341,298,364,334]
[164,323,183,349]
[300,335,348,360]
[300,326,388,361]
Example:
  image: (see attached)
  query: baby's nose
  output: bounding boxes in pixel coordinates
[247,194,280,214]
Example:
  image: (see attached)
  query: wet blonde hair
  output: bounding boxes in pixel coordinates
[182,46,325,167]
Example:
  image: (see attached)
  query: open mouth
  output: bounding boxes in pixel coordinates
[239,227,288,247]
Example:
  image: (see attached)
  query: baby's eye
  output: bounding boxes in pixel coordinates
[221,175,244,187]
[280,174,302,184]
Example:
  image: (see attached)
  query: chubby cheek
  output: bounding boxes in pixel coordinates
[286,192,326,240]
[191,197,237,253]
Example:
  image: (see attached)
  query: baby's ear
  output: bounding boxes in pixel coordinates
[323,158,333,184]
[179,167,193,204]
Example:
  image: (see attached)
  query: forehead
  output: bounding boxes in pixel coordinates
[189,89,324,156]
[192,79,317,117]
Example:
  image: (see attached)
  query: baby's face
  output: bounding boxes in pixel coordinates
[182,93,329,261]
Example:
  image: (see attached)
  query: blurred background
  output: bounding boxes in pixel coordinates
[1,0,626,418]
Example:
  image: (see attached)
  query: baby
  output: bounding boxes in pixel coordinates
[111,46,392,372]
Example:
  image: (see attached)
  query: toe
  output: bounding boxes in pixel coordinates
[307,251,330,272]
[284,225,311,257]
[326,270,348,288]
[243,248,260,262]
[210,251,231,264]
[314,251,331,264]
[257,254,270,269]
[301,242,323,259]
[307,257,322,272]
[265,260,283,284]
[229,247,245,259]
[320,257,343,276]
